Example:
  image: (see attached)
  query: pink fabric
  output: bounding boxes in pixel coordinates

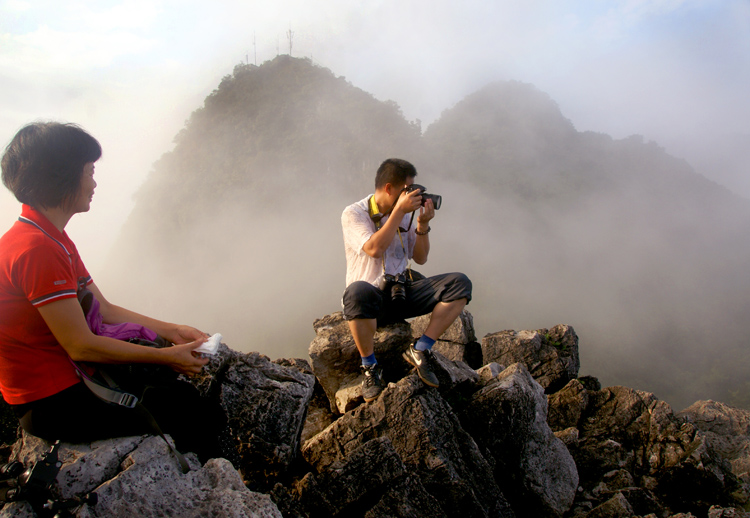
[84,294,158,342]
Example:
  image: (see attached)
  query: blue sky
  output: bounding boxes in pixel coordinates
[1,0,748,273]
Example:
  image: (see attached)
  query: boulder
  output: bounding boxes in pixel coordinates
[301,374,514,517]
[585,492,633,518]
[707,506,750,517]
[458,362,578,517]
[2,432,281,518]
[431,353,480,405]
[189,344,315,488]
[476,362,507,385]
[679,400,750,481]
[562,384,744,516]
[294,436,443,517]
[481,325,579,393]
[548,378,590,431]
[308,312,413,414]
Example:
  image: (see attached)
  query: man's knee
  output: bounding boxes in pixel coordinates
[343,281,383,320]
[443,272,472,303]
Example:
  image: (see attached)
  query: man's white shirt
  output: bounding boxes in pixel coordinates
[342,195,417,288]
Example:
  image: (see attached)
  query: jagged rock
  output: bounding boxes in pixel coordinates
[431,353,479,404]
[432,340,483,369]
[566,385,743,516]
[679,400,750,481]
[555,426,580,447]
[301,374,514,517]
[481,324,579,393]
[476,362,506,385]
[3,432,281,518]
[579,375,602,391]
[548,378,590,431]
[10,432,150,501]
[458,362,578,518]
[188,344,315,488]
[707,505,750,517]
[299,383,336,445]
[294,436,443,517]
[308,312,413,414]
[585,492,633,518]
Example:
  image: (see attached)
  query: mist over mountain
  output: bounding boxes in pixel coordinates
[105,56,750,411]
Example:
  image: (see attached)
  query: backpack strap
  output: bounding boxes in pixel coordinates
[69,360,190,473]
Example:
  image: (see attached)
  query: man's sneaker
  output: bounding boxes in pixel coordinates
[402,345,440,388]
[361,364,386,402]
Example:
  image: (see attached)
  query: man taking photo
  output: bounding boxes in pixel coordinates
[341,158,472,402]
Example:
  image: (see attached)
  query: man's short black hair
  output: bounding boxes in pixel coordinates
[375,158,417,190]
[2,122,102,209]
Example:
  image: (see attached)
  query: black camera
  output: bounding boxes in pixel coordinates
[404,184,441,210]
[378,272,409,304]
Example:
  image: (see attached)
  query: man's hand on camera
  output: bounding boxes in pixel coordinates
[418,198,435,226]
[395,188,422,215]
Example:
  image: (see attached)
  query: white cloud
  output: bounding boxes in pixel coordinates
[3,0,31,12]
[0,25,156,72]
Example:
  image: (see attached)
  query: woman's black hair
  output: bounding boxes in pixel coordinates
[1,122,102,209]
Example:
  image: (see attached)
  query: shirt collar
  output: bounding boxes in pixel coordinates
[20,204,68,242]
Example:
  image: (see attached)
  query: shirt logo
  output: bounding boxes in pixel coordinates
[53,280,67,286]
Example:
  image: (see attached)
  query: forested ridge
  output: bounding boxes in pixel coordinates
[109,55,750,411]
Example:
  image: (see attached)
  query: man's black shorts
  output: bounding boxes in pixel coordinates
[342,272,472,324]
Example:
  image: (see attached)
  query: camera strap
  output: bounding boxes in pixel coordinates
[368,195,411,278]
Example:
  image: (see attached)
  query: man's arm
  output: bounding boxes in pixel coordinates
[363,190,423,259]
[412,199,435,265]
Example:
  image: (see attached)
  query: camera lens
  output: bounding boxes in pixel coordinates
[391,283,406,302]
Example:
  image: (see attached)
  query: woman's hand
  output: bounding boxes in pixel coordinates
[167,325,209,345]
[162,338,209,375]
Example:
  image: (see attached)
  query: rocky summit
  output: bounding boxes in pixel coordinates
[2,311,750,518]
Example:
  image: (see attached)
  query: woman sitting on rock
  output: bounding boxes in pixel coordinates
[0,122,227,463]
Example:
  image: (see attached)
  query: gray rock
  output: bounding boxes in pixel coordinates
[585,492,633,518]
[555,426,580,447]
[4,433,280,518]
[548,378,589,431]
[295,436,443,517]
[475,362,506,385]
[302,374,514,517]
[0,503,35,518]
[432,340,483,369]
[190,346,315,487]
[679,400,750,479]
[431,352,479,401]
[482,325,579,393]
[459,362,578,517]
[570,385,743,515]
[308,312,413,414]
[10,432,149,501]
[707,505,750,517]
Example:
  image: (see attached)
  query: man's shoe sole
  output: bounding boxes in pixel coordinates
[402,351,440,388]
[363,392,381,403]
